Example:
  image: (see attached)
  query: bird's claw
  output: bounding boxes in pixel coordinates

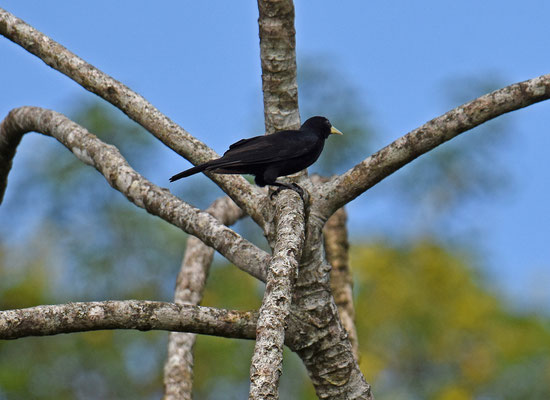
[270,183,308,204]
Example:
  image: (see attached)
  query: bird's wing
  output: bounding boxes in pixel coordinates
[227,136,264,151]
[221,131,318,165]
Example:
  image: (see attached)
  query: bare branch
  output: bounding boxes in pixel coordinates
[253,1,373,398]
[288,216,374,400]
[0,7,269,225]
[249,1,307,399]
[317,73,550,216]
[257,0,300,133]
[249,191,305,400]
[0,301,257,340]
[324,207,359,361]
[164,196,244,400]
[0,107,269,281]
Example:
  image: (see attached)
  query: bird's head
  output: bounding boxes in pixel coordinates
[301,116,343,139]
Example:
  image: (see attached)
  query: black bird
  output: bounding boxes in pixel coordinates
[169,116,343,197]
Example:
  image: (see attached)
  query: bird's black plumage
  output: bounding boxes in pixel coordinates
[169,116,342,195]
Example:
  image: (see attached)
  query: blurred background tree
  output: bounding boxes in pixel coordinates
[1,62,549,400]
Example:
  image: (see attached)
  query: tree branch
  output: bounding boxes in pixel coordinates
[249,191,305,400]
[164,196,244,400]
[0,301,257,340]
[0,7,269,226]
[250,1,306,399]
[317,73,550,216]
[324,207,359,361]
[287,215,374,400]
[257,0,300,134]
[253,1,373,398]
[0,107,269,281]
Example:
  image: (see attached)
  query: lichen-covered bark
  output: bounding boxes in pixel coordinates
[0,301,257,340]
[317,73,550,217]
[255,1,372,398]
[249,191,305,400]
[2,4,550,400]
[286,212,373,400]
[324,207,359,360]
[257,0,300,134]
[0,7,268,226]
[249,2,310,399]
[164,197,243,400]
[0,107,269,280]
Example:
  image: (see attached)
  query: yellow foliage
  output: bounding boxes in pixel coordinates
[435,385,472,400]
[350,241,550,397]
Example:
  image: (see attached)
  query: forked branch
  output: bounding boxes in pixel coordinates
[0,7,268,225]
[0,107,269,281]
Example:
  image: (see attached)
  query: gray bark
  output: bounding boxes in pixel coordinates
[0,107,269,281]
[254,1,373,398]
[324,207,359,361]
[0,301,257,340]
[0,7,269,226]
[1,3,549,400]
[316,73,550,217]
[248,2,308,399]
[164,197,244,400]
[257,0,300,134]
[249,191,305,400]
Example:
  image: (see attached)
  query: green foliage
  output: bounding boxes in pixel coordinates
[0,69,544,399]
[0,102,183,399]
[352,242,550,400]
[181,241,550,400]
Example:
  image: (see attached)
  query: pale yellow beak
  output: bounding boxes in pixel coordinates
[330,126,343,135]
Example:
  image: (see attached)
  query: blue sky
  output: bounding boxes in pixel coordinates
[1,2,549,310]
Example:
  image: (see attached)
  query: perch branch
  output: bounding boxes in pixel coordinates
[249,190,305,400]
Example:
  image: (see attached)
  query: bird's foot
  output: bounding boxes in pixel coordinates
[270,183,308,203]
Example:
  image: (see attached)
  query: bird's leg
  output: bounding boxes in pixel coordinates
[269,181,307,203]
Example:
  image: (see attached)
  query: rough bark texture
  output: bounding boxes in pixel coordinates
[2,4,550,400]
[0,7,268,225]
[0,107,269,280]
[286,211,373,400]
[164,197,243,400]
[317,73,550,217]
[0,301,257,340]
[255,1,372,398]
[257,0,300,134]
[249,191,305,400]
[324,207,359,360]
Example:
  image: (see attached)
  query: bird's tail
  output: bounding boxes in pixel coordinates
[169,163,209,182]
